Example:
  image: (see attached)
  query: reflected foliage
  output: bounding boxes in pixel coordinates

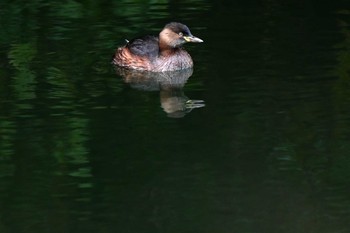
[0,0,350,233]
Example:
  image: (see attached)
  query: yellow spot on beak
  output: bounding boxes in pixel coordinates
[183,36,191,42]
[183,36,203,43]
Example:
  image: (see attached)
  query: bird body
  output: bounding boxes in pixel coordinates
[113,22,203,72]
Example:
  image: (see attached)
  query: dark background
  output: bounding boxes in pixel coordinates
[0,1,350,232]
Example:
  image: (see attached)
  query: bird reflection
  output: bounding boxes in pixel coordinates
[116,67,205,118]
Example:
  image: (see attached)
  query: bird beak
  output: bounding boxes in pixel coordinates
[183,35,203,43]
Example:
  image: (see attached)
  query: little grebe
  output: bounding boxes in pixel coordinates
[113,22,203,72]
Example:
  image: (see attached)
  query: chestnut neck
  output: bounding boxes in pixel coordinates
[158,28,179,57]
[159,43,178,57]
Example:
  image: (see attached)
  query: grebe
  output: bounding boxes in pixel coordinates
[113,22,203,72]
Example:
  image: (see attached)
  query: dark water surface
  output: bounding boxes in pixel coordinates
[1,1,350,232]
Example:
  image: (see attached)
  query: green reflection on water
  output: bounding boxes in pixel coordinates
[0,0,350,233]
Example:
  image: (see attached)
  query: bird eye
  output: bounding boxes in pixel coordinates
[179,32,183,36]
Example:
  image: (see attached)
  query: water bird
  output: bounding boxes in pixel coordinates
[113,22,203,72]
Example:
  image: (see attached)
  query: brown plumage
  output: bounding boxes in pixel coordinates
[113,22,203,72]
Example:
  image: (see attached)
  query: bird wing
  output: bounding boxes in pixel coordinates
[126,35,159,59]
